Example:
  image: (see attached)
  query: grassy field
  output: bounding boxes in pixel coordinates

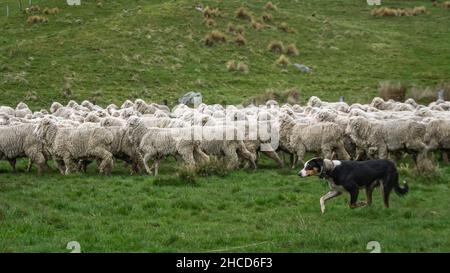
[1,0,450,252]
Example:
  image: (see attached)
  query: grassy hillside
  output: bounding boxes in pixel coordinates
[1,0,450,108]
[1,0,450,253]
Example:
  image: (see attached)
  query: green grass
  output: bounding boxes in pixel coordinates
[1,0,450,252]
[0,158,449,252]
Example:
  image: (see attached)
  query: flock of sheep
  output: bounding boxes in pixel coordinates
[1,96,450,177]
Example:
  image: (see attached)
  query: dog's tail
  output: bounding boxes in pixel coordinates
[395,180,409,196]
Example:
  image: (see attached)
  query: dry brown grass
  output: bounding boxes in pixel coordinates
[204,18,216,27]
[226,60,237,71]
[267,41,284,53]
[203,6,220,18]
[43,7,60,15]
[244,88,300,105]
[265,2,278,11]
[276,54,290,67]
[261,12,273,22]
[27,15,48,24]
[227,23,236,33]
[204,30,227,46]
[378,81,407,101]
[251,19,264,30]
[26,5,41,14]
[409,86,436,102]
[371,6,427,17]
[236,7,252,20]
[235,34,247,46]
[278,22,295,33]
[237,62,249,74]
[285,43,299,56]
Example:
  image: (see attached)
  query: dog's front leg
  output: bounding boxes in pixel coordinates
[320,190,342,214]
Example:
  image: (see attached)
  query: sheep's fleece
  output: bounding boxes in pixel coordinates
[0,96,448,176]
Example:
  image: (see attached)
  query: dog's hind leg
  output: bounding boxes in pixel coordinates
[365,181,379,206]
[348,188,364,209]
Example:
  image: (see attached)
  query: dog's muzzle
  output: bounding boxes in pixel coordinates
[298,169,307,177]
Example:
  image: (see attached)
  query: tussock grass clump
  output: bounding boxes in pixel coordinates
[196,158,229,177]
[236,7,252,20]
[235,34,247,46]
[265,2,278,11]
[278,22,295,33]
[203,6,220,18]
[43,7,60,15]
[276,54,290,67]
[27,16,49,24]
[261,12,273,22]
[285,43,299,56]
[227,23,236,33]
[204,18,216,27]
[226,60,249,74]
[371,6,427,17]
[228,23,245,35]
[204,30,227,46]
[251,19,264,30]
[267,40,284,53]
[244,88,300,105]
[378,81,407,101]
[177,165,198,185]
[226,60,237,71]
[409,86,436,102]
[444,1,450,9]
[25,5,41,14]
[237,62,249,74]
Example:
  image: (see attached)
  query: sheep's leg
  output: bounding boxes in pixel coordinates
[193,147,210,165]
[63,156,75,175]
[31,152,48,175]
[377,144,388,159]
[8,159,16,172]
[90,148,114,175]
[237,146,257,169]
[335,144,350,160]
[321,144,333,160]
[26,159,33,172]
[153,159,160,176]
[293,146,306,169]
[223,148,239,170]
[443,151,449,164]
[142,153,153,175]
[54,158,66,175]
[262,150,283,168]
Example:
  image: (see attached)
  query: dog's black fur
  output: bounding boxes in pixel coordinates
[298,158,408,213]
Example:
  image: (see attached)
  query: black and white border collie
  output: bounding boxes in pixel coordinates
[298,158,409,214]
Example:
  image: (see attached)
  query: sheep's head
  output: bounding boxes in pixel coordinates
[67,100,79,109]
[16,102,29,110]
[100,118,113,127]
[50,102,63,113]
[405,98,417,107]
[121,100,134,109]
[106,104,118,115]
[307,96,321,107]
[127,117,141,129]
[346,117,366,137]
[371,97,385,109]
[96,110,108,118]
[81,100,94,110]
[85,113,100,123]
[34,118,53,140]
